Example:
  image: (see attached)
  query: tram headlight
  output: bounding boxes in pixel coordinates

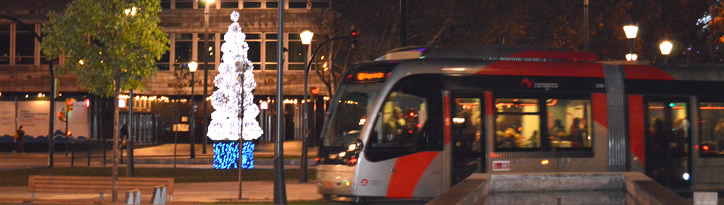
[541,159,549,165]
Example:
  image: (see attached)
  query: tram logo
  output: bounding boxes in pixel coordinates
[520,78,559,91]
[361,179,369,186]
[520,78,533,88]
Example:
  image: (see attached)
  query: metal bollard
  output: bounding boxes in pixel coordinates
[125,189,139,204]
[151,186,167,204]
[133,189,141,204]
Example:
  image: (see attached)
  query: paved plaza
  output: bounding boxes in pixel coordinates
[0,141,323,204]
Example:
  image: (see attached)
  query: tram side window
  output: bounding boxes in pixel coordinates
[699,102,724,156]
[547,99,592,148]
[494,96,592,151]
[366,75,442,162]
[494,99,540,149]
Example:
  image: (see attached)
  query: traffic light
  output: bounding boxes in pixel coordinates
[350,29,359,48]
[58,110,66,122]
[65,98,75,111]
[310,87,319,100]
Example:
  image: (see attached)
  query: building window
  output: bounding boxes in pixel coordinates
[197,33,215,70]
[156,42,171,71]
[288,33,305,70]
[39,27,49,65]
[0,24,9,65]
[266,0,278,8]
[221,0,239,8]
[265,33,277,70]
[494,94,592,151]
[246,33,261,70]
[288,1,307,9]
[161,0,171,9]
[243,1,262,8]
[175,0,194,8]
[699,101,724,157]
[174,33,193,68]
[15,24,35,65]
[311,0,329,8]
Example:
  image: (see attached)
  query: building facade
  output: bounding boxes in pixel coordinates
[0,0,332,149]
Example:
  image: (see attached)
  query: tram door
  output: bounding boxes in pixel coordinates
[450,93,485,185]
[644,98,691,188]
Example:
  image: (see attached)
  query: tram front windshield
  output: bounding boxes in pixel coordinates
[322,83,381,149]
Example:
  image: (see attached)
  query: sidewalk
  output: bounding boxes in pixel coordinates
[0,181,321,203]
[1,140,318,170]
[0,140,323,203]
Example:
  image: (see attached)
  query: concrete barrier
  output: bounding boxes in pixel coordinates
[427,172,688,205]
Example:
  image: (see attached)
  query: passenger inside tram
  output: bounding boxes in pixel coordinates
[565,118,585,147]
[496,128,520,148]
[714,119,724,151]
[549,119,566,141]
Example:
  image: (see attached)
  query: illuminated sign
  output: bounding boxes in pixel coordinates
[492,160,510,171]
[119,99,127,108]
[356,72,386,81]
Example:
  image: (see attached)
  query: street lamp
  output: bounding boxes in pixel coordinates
[202,0,215,155]
[623,23,638,61]
[299,28,313,183]
[124,6,138,177]
[660,40,673,63]
[188,61,198,159]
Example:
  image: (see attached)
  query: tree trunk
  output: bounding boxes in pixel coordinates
[112,77,120,202]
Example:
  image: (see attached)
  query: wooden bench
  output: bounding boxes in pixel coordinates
[28,175,174,202]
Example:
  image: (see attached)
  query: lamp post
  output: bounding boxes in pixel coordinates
[124,6,137,177]
[188,61,198,159]
[297,30,358,182]
[299,29,313,183]
[660,41,672,64]
[623,24,638,61]
[202,0,214,155]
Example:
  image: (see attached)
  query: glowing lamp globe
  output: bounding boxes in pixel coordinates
[623,24,638,39]
[660,41,673,55]
[300,29,314,45]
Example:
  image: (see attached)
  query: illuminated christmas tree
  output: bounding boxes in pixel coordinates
[207,11,263,169]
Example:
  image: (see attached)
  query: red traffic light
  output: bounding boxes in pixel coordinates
[58,111,66,121]
[351,30,359,37]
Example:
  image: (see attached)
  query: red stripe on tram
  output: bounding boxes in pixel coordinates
[624,65,675,80]
[476,61,604,78]
[628,95,645,166]
[386,152,439,198]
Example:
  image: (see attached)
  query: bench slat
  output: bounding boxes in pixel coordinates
[28,175,175,196]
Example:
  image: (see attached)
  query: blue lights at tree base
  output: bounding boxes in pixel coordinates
[213,140,255,169]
